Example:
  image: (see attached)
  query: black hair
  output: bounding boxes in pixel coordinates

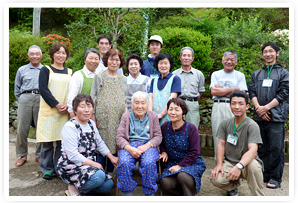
[262,42,280,53]
[167,98,189,116]
[126,54,143,68]
[97,34,112,45]
[230,90,249,105]
[153,53,174,72]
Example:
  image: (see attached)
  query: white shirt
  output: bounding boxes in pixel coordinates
[67,65,97,113]
[127,73,151,93]
[96,58,124,74]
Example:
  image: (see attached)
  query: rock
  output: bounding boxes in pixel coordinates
[12,119,18,129]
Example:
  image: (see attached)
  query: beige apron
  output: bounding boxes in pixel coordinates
[36,66,72,142]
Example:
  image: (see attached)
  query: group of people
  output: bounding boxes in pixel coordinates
[14,33,289,196]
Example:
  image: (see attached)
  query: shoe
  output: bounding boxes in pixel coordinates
[65,190,81,196]
[42,172,52,180]
[266,179,281,189]
[15,157,27,167]
[227,188,238,196]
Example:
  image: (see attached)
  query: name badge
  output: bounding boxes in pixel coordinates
[150,74,159,79]
[227,133,238,145]
[262,79,273,87]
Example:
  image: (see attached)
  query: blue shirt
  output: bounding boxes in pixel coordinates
[149,72,181,95]
[140,57,160,77]
[129,110,150,142]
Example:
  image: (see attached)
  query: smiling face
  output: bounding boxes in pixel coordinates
[85,52,100,73]
[262,45,280,65]
[230,96,249,118]
[222,53,237,73]
[28,47,42,67]
[74,100,93,125]
[158,58,171,77]
[107,54,121,72]
[53,47,67,65]
[132,97,148,120]
[167,102,184,123]
[128,59,141,78]
[180,49,194,68]
[97,38,112,57]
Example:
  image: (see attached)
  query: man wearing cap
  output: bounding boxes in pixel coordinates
[14,45,43,167]
[96,34,123,74]
[210,50,247,159]
[140,35,163,78]
[173,47,205,129]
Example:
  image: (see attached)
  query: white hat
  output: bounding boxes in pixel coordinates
[148,35,163,45]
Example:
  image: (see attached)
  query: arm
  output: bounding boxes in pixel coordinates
[67,71,82,114]
[90,74,101,106]
[157,92,178,119]
[211,138,225,179]
[211,86,240,98]
[149,93,153,111]
[116,112,130,150]
[14,69,22,100]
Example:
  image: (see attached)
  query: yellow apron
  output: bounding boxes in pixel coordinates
[36,65,72,142]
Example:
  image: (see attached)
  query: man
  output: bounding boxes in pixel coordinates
[210,90,264,196]
[96,34,123,74]
[140,35,163,78]
[14,45,43,166]
[248,42,289,189]
[173,47,205,129]
[210,50,247,158]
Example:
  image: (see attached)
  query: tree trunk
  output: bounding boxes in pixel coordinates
[33,8,41,37]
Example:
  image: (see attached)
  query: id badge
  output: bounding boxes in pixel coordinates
[150,74,159,79]
[227,133,238,145]
[262,79,273,87]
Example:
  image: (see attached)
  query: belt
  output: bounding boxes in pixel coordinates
[214,99,230,103]
[22,90,40,94]
[180,97,197,102]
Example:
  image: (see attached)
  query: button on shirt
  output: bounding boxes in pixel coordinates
[96,57,123,74]
[173,67,205,98]
[127,73,151,93]
[14,63,43,100]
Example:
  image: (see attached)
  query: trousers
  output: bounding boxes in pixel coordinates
[80,170,114,194]
[184,100,200,129]
[39,141,61,174]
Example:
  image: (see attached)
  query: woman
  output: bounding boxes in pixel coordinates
[67,48,100,119]
[159,98,206,196]
[149,53,181,126]
[126,54,151,111]
[90,49,127,173]
[36,43,72,180]
[116,91,162,196]
[57,94,118,196]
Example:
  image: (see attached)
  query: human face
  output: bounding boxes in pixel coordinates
[230,96,249,118]
[75,100,93,125]
[28,48,42,67]
[107,55,121,71]
[53,47,67,65]
[97,38,112,56]
[85,52,100,73]
[128,59,141,77]
[158,58,171,77]
[132,97,148,120]
[167,102,184,123]
[222,53,237,73]
[262,46,280,65]
[149,41,162,57]
[179,49,194,68]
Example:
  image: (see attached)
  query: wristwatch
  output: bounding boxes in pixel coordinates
[236,163,244,170]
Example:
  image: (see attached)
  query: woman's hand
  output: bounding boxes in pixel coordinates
[137,143,151,153]
[106,152,119,167]
[126,146,143,159]
[159,152,168,162]
[56,103,68,114]
[82,159,104,170]
[169,165,182,173]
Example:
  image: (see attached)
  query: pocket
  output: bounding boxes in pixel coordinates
[40,99,56,117]
[190,82,199,95]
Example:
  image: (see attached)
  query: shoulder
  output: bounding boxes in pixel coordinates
[173,74,181,81]
[211,69,222,77]
[121,111,130,120]
[234,70,245,77]
[148,110,158,119]
[172,68,182,75]
[220,117,233,127]
[161,121,170,131]
[245,117,259,128]
[63,120,77,131]
[17,64,30,72]
[187,122,199,133]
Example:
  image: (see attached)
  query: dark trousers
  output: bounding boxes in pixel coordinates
[257,121,285,183]
[39,141,62,174]
[97,153,116,173]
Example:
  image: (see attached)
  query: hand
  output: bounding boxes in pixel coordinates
[214,84,222,88]
[94,162,104,170]
[159,152,168,162]
[168,165,182,173]
[128,147,143,159]
[261,112,271,121]
[137,143,150,152]
[256,105,269,117]
[226,166,241,181]
[56,103,68,114]
[211,165,224,180]
[109,155,119,167]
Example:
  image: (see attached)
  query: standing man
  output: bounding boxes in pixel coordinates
[248,42,289,189]
[140,35,163,78]
[96,34,123,74]
[210,90,264,196]
[210,50,247,159]
[173,47,205,129]
[14,45,43,166]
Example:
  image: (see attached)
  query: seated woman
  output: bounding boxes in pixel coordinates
[116,91,162,196]
[57,94,118,196]
[159,98,206,196]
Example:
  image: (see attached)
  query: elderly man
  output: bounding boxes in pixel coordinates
[173,47,205,129]
[210,50,247,159]
[96,34,123,74]
[210,90,264,196]
[116,91,162,196]
[14,45,43,166]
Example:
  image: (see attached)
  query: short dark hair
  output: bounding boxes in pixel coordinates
[102,49,126,68]
[97,34,112,45]
[84,48,100,61]
[262,42,280,53]
[126,54,143,68]
[230,90,249,105]
[72,93,94,115]
[49,43,70,65]
[154,53,174,72]
[167,98,189,116]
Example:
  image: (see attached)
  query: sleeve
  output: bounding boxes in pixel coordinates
[238,72,248,91]
[90,74,102,106]
[14,69,22,100]
[178,124,200,167]
[148,111,162,147]
[159,122,168,153]
[39,66,59,108]
[275,69,289,103]
[149,78,155,93]
[170,75,181,95]
[67,71,82,113]
[61,122,87,165]
[146,78,152,93]
[209,72,217,89]
[198,72,205,93]
[247,120,263,145]
[92,120,110,156]
[116,112,130,150]
[248,71,257,99]
[216,120,227,141]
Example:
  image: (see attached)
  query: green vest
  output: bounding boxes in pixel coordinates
[80,69,94,95]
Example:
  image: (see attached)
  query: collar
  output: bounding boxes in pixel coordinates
[130,110,148,122]
[181,66,193,73]
[83,65,96,76]
[127,73,143,83]
[29,63,43,69]
[158,71,173,79]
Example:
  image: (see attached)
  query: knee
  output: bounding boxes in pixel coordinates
[246,160,263,175]
[160,178,173,191]
[210,174,229,188]
[177,172,195,187]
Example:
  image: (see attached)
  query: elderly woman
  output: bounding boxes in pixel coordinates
[116,91,162,196]
[159,98,206,196]
[126,54,151,111]
[57,94,118,196]
[149,53,181,126]
[67,48,100,119]
[37,43,72,180]
[90,48,127,173]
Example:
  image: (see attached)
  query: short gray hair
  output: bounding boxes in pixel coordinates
[131,91,149,105]
[28,45,42,56]
[84,48,100,61]
[180,47,194,57]
[222,50,238,61]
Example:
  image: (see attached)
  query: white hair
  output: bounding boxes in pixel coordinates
[131,91,149,105]
[28,45,42,56]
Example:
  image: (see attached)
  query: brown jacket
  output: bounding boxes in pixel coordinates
[116,110,162,150]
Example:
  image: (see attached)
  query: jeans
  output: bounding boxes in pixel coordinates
[80,170,114,194]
